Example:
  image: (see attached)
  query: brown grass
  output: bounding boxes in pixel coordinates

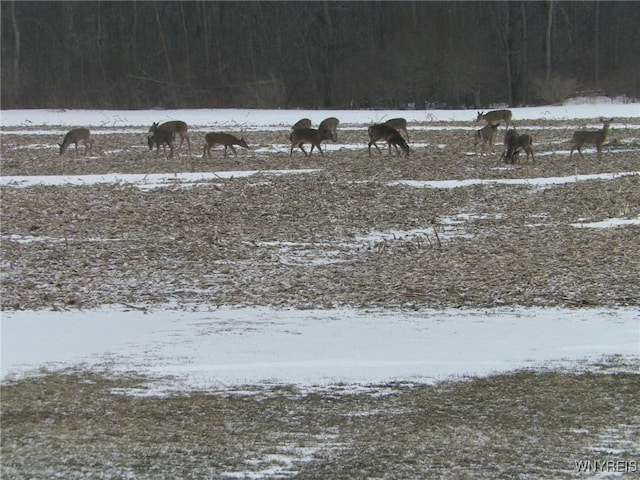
[2,118,639,310]
[2,364,639,479]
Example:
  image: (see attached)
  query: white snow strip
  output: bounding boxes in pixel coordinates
[2,306,638,395]
[0,169,322,189]
[389,171,640,189]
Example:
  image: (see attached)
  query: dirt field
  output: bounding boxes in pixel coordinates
[2,119,640,311]
[2,118,639,478]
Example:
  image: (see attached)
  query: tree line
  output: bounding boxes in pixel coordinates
[2,1,639,110]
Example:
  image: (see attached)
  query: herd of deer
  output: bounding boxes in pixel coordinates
[58,112,614,164]
[474,109,614,163]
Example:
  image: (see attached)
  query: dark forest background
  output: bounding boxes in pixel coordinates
[2,1,639,110]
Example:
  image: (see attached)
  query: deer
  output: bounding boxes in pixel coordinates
[384,118,409,140]
[289,127,334,157]
[148,120,190,149]
[501,129,534,164]
[474,123,500,156]
[477,109,513,129]
[203,132,249,158]
[569,118,613,161]
[292,118,312,129]
[148,122,175,158]
[319,117,340,142]
[367,123,410,158]
[59,128,94,157]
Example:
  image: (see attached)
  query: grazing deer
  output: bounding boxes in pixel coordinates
[570,118,613,161]
[148,120,190,149]
[477,109,513,129]
[319,117,340,142]
[384,118,409,140]
[59,128,94,157]
[474,123,500,156]
[203,132,249,158]
[289,127,334,157]
[148,122,174,158]
[367,123,410,157]
[292,118,312,129]
[501,129,534,164]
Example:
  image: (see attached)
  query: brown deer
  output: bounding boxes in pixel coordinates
[570,118,613,161]
[148,120,190,149]
[203,132,249,158]
[501,129,534,164]
[367,124,410,157]
[384,118,409,140]
[59,128,94,157]
[148,122,174,158]
[292,118,312,129]
[289,127,334,157]
[474,123,500,156]
[477,109,513,128]
[319,117,340,142]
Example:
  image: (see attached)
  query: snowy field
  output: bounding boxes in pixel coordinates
[1,99,639,394]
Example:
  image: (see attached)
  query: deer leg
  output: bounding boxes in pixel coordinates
[578,147,585,161]
[231,145,238,156]
[369,142,383,156]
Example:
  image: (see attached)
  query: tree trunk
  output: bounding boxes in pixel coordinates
[503,3,513,106]
[521,1,528,105]
[201,1,210,83]
[594,1,600,87]
[10,0,20,103]
[322,1,335,107]
[154,4,173,84]
[545,0,553,82]
[180,3,192,87]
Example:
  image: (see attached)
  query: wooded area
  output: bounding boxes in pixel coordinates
[2,1,639,110]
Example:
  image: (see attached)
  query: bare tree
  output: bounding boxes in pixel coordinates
[545,0,554,83]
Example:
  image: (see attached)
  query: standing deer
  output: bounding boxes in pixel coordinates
[59,128,94,157]
[292,118,312,129]
[203,133,249,158]
[501,129,534,164]
[367,123,410,157]
[148,120,190,149]
[569,118,613,161]
[319,117,340,142]
[384,118,409,140]
[474,123,500,156]
[289,127,334,157]
[148,122,174,158]
[477,109,513,129]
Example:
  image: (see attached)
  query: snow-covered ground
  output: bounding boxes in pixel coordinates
[2,306,638,396]
[1,99,639,394]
